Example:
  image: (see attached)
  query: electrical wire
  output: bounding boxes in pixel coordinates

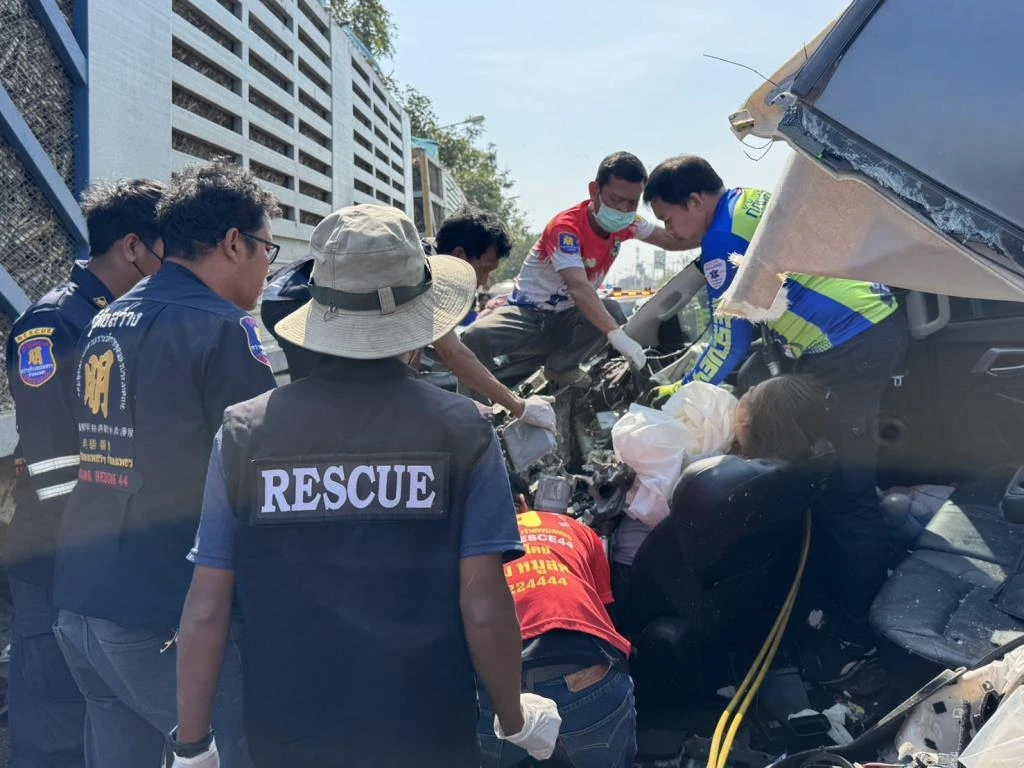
[708,510,813,768]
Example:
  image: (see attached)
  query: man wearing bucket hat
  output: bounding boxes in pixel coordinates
[260,206,557,433]
[171,205,562,768]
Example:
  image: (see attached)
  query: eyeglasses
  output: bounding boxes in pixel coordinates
[241,232,280,265]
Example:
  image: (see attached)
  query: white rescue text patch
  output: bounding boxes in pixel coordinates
[252,454,450,524]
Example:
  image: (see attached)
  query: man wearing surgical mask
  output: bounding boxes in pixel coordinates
[462,152,692,384]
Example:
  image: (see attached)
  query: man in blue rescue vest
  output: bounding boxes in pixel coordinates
[644,155,909,685]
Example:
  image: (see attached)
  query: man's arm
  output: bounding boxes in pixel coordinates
[460,553,525,736]
[176,565,234,742]
[559,267,619,335]
[434,331,525,418]
[202,316,278,431]
[178,430,239,743]
[681,233,756,385]
[640,226,701,252]
[8,314,85,528]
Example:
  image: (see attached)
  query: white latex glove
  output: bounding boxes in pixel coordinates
[494,693,562,760]
[519,395,556,432]
[171,740,219,768]
[607,328,647,369]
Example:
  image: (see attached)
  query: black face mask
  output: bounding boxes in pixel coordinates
[133,241,164,278]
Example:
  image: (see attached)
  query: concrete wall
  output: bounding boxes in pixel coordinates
[88,0,173,183]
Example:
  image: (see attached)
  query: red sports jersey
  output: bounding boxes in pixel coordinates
[511,201,655,311]
[505,510,631,657]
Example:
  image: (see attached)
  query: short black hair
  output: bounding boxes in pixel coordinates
[643,155,725,205]
[80,178,166,256]
[156,160,280,261]
[596,152,647,189]
[435,207,512,261]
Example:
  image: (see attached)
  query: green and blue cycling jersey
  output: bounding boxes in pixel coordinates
[684,188,897,385]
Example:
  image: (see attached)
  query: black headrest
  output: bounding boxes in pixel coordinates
[629,450,833,623]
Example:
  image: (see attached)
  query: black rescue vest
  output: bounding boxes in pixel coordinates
[220,356,493,768]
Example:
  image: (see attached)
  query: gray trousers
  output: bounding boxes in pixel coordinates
[54,610,252,768]
[461,299,626,376]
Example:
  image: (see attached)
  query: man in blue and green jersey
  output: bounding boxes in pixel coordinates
[644,155,909,684]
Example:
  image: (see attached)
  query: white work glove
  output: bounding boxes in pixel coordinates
[171,740,219,768]
[494,693,562,760]
[607,328,647,369]
[519,395,556,432]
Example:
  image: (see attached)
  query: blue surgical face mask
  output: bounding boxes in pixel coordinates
[593,197,636,233]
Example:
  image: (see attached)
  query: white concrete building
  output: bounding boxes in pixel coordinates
[87,0,413,263]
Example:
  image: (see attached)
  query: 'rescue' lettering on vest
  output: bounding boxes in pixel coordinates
[219,356,489,768]
[253,455,449,522]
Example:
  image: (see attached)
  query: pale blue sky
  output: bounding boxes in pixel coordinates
[384,0,850,281]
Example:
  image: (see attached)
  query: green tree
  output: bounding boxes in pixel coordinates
[330,0,396,60]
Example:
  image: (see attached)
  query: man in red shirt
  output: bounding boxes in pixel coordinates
[477,506,636,768]
[461,152,692,384]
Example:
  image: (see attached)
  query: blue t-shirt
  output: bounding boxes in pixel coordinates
[189,429,524,568]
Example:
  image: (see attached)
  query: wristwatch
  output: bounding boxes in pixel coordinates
[167,726,215,759]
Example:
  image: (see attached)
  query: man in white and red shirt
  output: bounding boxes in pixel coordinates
[462,152,690,383]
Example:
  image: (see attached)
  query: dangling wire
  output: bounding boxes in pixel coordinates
[745,142,776,162]
[702,54,779,87]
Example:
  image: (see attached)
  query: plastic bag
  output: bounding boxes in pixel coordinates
[661,381,739,458]
[612,383,737,526]
[959,687,1024,768]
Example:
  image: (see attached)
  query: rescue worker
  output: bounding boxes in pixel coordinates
[51,161,280,768]
[173,205,561,767]
[479,499,636,768]
[461,152,694,382]
[260,206,556,432]
[643,155,909,683]
[4,178,165,767]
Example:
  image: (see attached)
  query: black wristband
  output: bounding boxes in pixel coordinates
[167,726,215,759]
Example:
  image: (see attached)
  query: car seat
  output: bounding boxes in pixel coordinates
[871,479,1024,669]
[626,450,834,699]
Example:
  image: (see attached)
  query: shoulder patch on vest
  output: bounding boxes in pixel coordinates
[557,232,580,255]
[17,330,57,387]
[704,258,729,290]
[239,317,272,368]
[251,454,451,524]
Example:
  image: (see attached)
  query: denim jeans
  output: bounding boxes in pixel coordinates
[477,667,636,768]
[53,610,252,768]
[795,310,910,641]
[8,580,85,768]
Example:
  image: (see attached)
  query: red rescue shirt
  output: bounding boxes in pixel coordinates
[510,201,655,311]
[505,510,631,657]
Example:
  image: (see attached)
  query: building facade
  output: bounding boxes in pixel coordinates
[411,138,466,238]
[88,0,414,262]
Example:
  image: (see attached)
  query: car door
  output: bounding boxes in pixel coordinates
[879,295,1024,486]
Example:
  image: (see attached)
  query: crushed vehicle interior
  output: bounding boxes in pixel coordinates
[414,1,1024,765]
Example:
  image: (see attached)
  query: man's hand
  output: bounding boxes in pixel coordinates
[494,693,562,760]
[646,381,682,409]
[168,739,219,767]
[519,395,556,432]
[607,328,647,369]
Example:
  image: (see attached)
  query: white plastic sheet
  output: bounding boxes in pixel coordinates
[959,687,1024,768]
[612,383,737,527]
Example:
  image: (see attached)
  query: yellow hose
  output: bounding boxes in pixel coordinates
[707,510,813,768]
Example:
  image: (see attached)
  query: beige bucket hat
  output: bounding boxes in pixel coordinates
[274,205,477,359]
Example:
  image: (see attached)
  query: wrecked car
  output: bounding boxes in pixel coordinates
[446,0,1024,765]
